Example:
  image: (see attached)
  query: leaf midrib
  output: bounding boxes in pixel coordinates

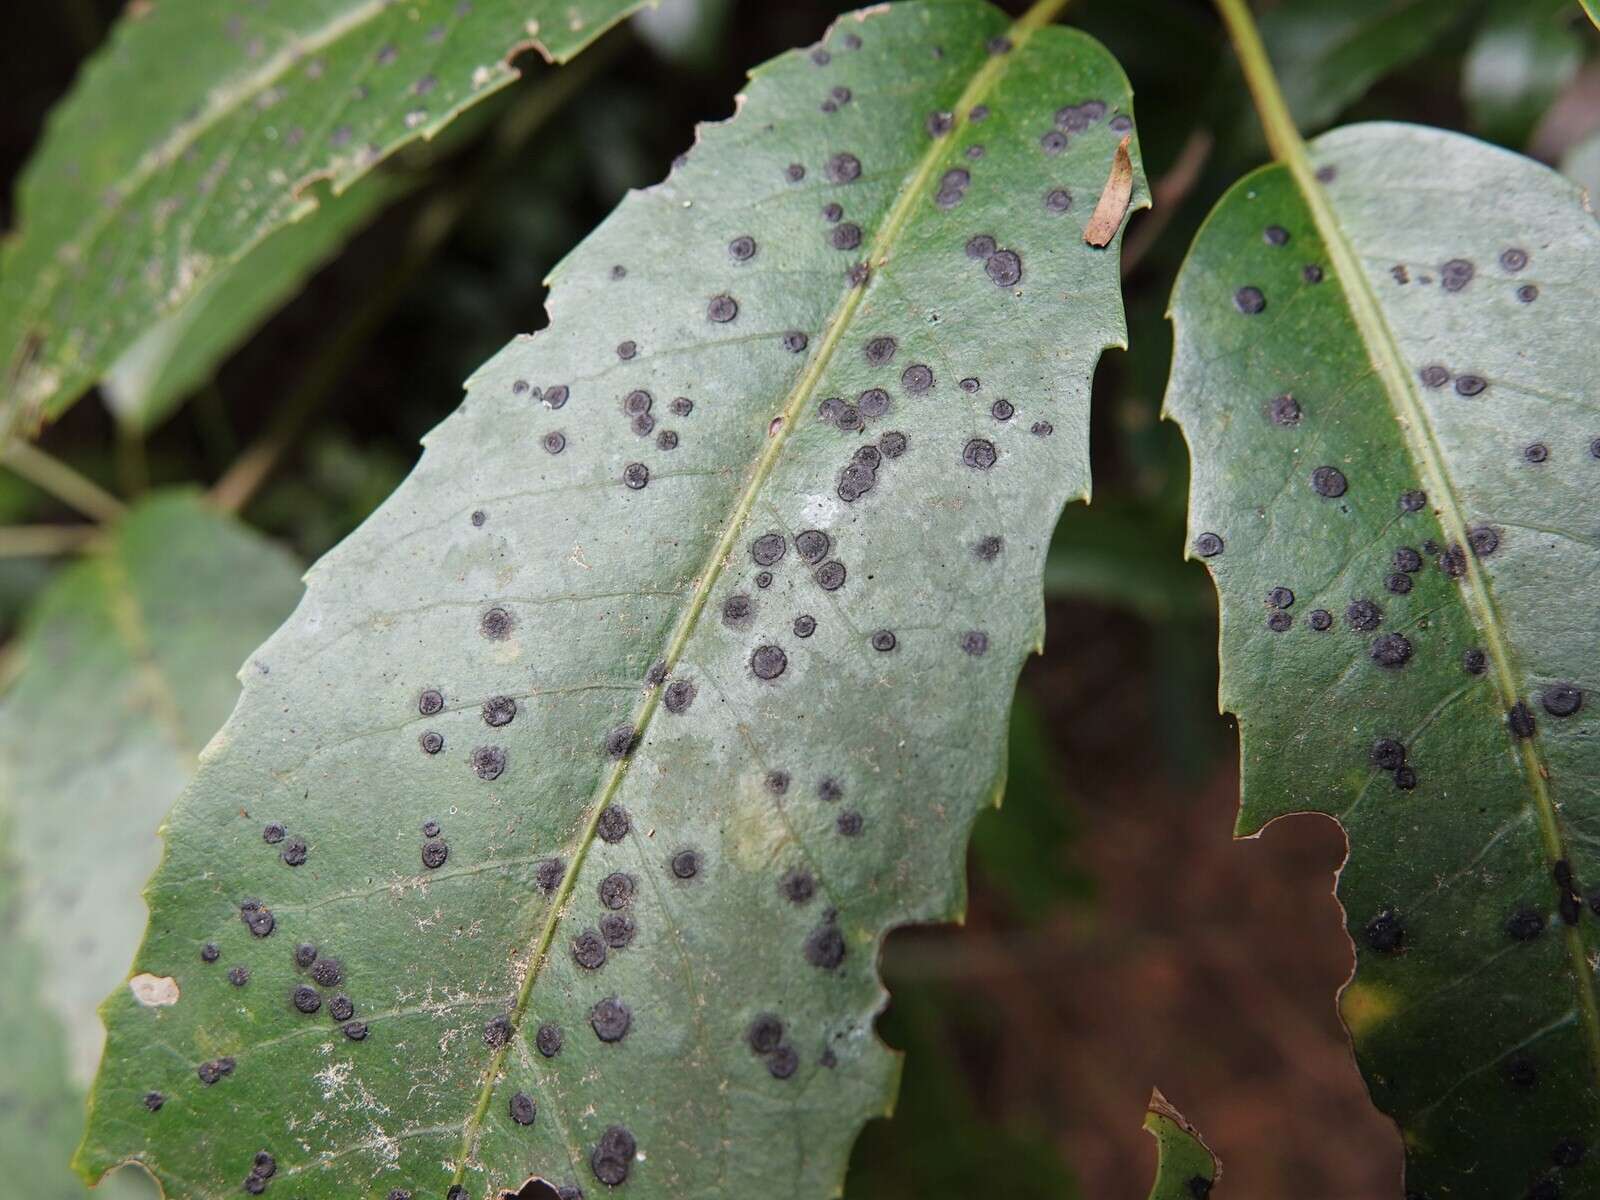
[1213,0,1600,1103]
[446,0,1072,1186]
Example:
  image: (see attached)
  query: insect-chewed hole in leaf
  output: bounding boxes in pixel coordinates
[1370,633,1412,669]
[590,997,632,1043]
[1364,910,1405,953]
[535,857,566,894]
[597,805,631,843]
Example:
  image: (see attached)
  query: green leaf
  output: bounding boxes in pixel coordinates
[0,492,302,1193]
[1462,0,1589,148]
[1142,1090,1216,1200]
[1585,0,1600,31]
[78,4,1148,1196]
[0,0,647,440]
[1165,121,1600,1196]
[1257,0,1473,134]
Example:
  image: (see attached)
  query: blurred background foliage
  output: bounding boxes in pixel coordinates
[2,1,1596,1195]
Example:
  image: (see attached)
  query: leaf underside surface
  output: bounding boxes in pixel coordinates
[1166,122,1600,1197]
[1141,1089,1216,1200]
[0,493,303,1195]
[79,5,1147,1198]
[0,0,645,439]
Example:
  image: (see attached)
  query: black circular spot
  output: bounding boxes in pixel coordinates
[481,607,514,640]
[780,869,815,904]
[482,695,516,728]
[870,630,896,652]
[600,913,635,949]
[985,250,1022,287]
[623,462,649,490]
[1500,248,1529,272]
[1045,188,1072,213]
[262,822,286,844]
[1543,684,1583,718]
[1233,286,1266,314]
[1469,525,1500,557]
[991,399,1014,421]
[1506,908,1545,941]
[1400,489,1427,512]
[664,679,696,714]
[1385,573,1413,595]
[1371,739,1406,771]
[864,335,897,366]
[292,985,321,1015]
[541,431,565,455]
[671,849,700,879]
[1040,130,1068,155]
[962,439,997,470]
[1517,284,1539,303]
[1463,648,1487,675]
[1525,442,1549,463]
[1419,365,1450,388]
[965,234,996,260]
[793,614,817,638]
[728,235,757,261]
[1454,375,1487,397]
[1346,599,1383,631]
[1302,264,1324,283]
[544,385,569,409]
[804,920,846,970]
[419,730,443,754]
[419,689,444,716]
[590,997,631,1043]
[1308,609,1332,631]
[1193,532,1224,558]
[751,644,788,680]
[591,1125,636,1186]
[961,630,988,656]
[1552,1137,1586,1168]
[472,745,506,780]
[1266,611,1292,632]
[879,430,908,457]
[1267,586,1294,609]
[329,995,354,1022]
[597,805,630,843]
[926,110,954,137]
[421,839,448,870]
[201,942,220,963]
[1371,633,1413,668]
[815,560,846,590]
[1394,766,1418,791]
[509,1092,536,1126]
[1269,394,1300,425]
[228,965,250,987]
[902,364,934,394]
[764,770,790,796]
[1440,258,1474,291]
[1264,225,1289,246]
[826,153,861,183]
[1310,466,1346,497]
[1393,547,1423,573]
[748,1013,784,1055]
[536,1022,563,1057]
[572,930,607,970]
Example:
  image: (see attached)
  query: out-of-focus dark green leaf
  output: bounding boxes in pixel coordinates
[1463,0,1589,147]
[0,492,302,1196]
[1044,499,1211,622]
[1142,1090,1217,1200]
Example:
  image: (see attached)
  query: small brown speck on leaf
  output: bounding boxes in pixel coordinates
[1083,135,1133,248]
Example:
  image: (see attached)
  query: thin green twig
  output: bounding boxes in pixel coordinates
[1,441,126,523]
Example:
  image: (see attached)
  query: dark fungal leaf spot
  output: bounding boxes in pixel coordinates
[870,630,897,653]
[542,431,566,455]
[294,942,318,969]
[292,985,321,1014]
[966,234,996,260]
[600,913,636,949]
[815,560,847,591]
[1525,442,1549,463]
[597,805,630,844]
[544,384,569,410]
[242,903,275,938]
[859,387,890,417]
[616,340,637,361]
[765,770,790,795]
[786,162,805,183]
[422,839,449,869]
[1040,130,1068,156]
[991,399,1014,421]
[482,695,516,727]
[1345,597,1382,633]
[864,335,897,366]
[780,869,815,905]
[902,364,933,394]
[1439,543,1467,578]
[419,730,444,754]
[750,644,788,680]
[960,377,981,394]
[1393,546,1423,573]
[1394,766,1418,791]
[572,930,607,970]
[707,294,738,323]
[342,1020,367,1041]
[747,1013,784,1055]
[961,630,989,656]
[1500,247,1529,272]
[1267,586,1294,609]
[280,837,308,866]
[604,724,637,759]
[768,1045,800,1079]
[623,389,652,417]
[1031,421,1054,437]
[1506,908,1545,941]
[986,250,1022,288]
[599,873,634,910]
[1187,1179,1213,1200]
[830,223,862,251]
[879,430,907,458]
[645,660,668,687]
[728,235,756,262]
[656,429,678,451]
[1365,909,1404,953]
[1463,648,1487,675]
[847,262,870,287]
[1233,286,1266,314]
[535,857,566,894]
[1400,489,1427,512]
[509,1093,536,1127]
[1509,701,1537,739]
[419,689,444,715]
[1469,525,1500,557]
[1455,374,1487,397]
[962,439,997,470]
[819,778,844,803]
[330,995,354,1022]
[1371,739,1406,771]
[1310,465,1347,497]
[481,606,514,640]
[1268,394,1301,425]
[590,997,632,1043]
[722,593,753,626]
[1371,634,1413,669]
[1303,264,1325,284]
[1266,611,1292,633]
[1193,532,1224,558]
[471,509,486,527]
[987,34,1012,53]
[926,110,953,137]
[536,1022,563,1058]
[472,745,507,780]
[1543,684,1583,718]
[1517,284,1539,303]
[229,965,250,987]
[143,1091,164,1112]
[1309,609,1332,631]
[663,679,696,714]
[1264,225,1290,246]
[197,1057,234,1085]
[631,413,655,438]
[262,822,286,844]
[622,462,649,490]
[804,918,846,970]
[1385,573,1413,595]
[309,957,342,987]
[591,1126,636,1187]
[793,614,817,638]
[1440,258,1474,292]
[1562,893,1582,926]
[836,811,863,837]
[1507,1055,1539,1089]
[671,849,700,880]
[200,942,220,963]
[826,153,861,184]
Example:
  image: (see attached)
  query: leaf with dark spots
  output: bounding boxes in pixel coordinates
[78,6,1146,1198]
[1141,1090,1218,1200]
[0,494,301,1196]
[1166,121,1600,1198]
[0,0,648,439]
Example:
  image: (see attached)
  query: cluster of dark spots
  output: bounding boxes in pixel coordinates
[1506,907,1545,941]
[292,984,322,1014]
[962,438,997,470]
[961,630,989,656]
[242,1151,276,1195]
[472,745,507,780]
[591,1126,637,1187]
[1310,465,1347,497]
[1045,187,1072,213]
[671,849,700,880]
[1525,442,1549,464]
[1455,374,1487,397]
[143,1091,164,1112]
[591,997,632,1043]
[1308,609,1332,631]
[1031,421,1054,437]
[201,942,220,963]
[1399,489,1427,513]
[241,899,275,938]
[815,560,847,590]
[509,1092,537,1127]
[663,679,696,713]
[1264,225,1290,246]
[600,913,636,949]
[1371,633,1413,669]
[870,630,897,652]
[1508,701,1537,739]
[597,805,631,843]
[422,838,449,869]
[1193,532,1224,558]
[197,1057,236,1085]
[330,996,354,1022]
[481,607,514,640]
[1439,258,1474,292]
[482,695,516,728]
[1187,1177,1213,1199]
[1234,286,1266,315]
[780,868,815,905]
[1543,684,1583,717]
[535,857,566,894]
[1346,599,1382,631]
[935,167,971,209]
[1390,264,1410,286]
[1268,394,1300,426]
[1370,739,1416,789]
[1463,648,1487,675]
[419,730,444,754]
[295,942,318,969]
[537,1022,563,1058]
[836,811,864,837]
[805,913,846,970]
[794,615,817,638]
[1364,909,1405,953]
[229,965,250,987]
[604,724,638,759]
[751,644,789,680]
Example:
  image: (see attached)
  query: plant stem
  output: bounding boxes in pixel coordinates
[0,524,99,557]
[1,442,126,523]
